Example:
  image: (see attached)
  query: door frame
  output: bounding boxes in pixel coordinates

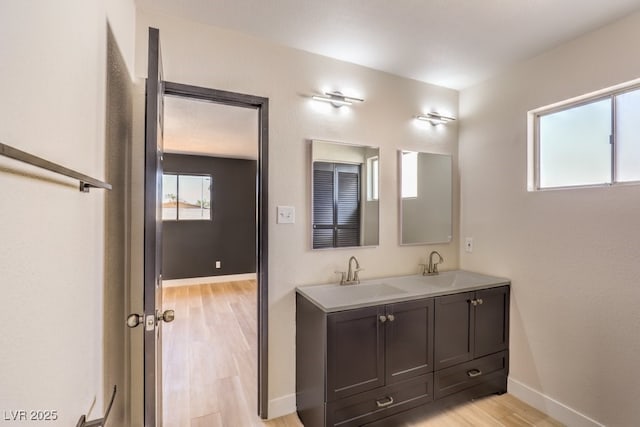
[161,81,270,419]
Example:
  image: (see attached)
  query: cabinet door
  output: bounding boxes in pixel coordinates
[474,286,509,358]
[327,305,385,401]
[434,292,474,370]
[385,298,434,384]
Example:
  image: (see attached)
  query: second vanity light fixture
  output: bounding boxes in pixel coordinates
[416,112,456,126]
[312,91,364,108]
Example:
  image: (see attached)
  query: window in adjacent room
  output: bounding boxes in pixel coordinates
[162,173,212,220]
[533,85,640,190]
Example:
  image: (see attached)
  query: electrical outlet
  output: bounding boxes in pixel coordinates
[215,261,221,269]
[465,237,473,253]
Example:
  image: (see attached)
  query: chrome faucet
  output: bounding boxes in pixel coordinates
[422,250,444,276]
[338,256,363,285]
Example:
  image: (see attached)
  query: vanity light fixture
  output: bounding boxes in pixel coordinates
[312,91,364,108]
[416,112,456,126]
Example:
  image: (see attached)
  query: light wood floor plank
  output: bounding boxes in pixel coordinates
[191,411,223,427]
[163,281,562,427]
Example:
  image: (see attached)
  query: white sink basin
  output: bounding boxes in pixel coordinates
[392,270,505,292]
[307,282,407,306]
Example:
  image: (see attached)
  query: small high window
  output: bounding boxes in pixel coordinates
[401,151,418,198]
[532,85,640,190]
[162,174,212,221]
[367,156,379,201]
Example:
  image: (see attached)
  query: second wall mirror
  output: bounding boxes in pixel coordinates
[399,150,452,245]
[311,140,380,249]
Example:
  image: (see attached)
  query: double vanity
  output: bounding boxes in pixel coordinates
[296,270,510,427]
[303,140,505,425]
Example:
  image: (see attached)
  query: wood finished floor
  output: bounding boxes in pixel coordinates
[162,281,563,427]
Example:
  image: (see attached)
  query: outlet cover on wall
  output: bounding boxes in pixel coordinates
[215,261,221,269]
[465,237,473,253]
[277,206,295,224]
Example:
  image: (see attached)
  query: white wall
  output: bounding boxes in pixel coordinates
[459,11,640,427]
[133,9,459,419]
[0,1,135,425]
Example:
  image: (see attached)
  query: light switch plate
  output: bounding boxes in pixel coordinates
[277,206,295,224]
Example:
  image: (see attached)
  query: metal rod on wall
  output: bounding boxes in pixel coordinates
[0,142,112,192]
[75,386,117,427]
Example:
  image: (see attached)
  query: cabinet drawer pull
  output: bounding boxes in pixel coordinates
[379,315,387,323]
[387,314,395,322]
[477,298,484,305]
[467,368,482,378]
[375,396,394,408]
[470,299,478,306]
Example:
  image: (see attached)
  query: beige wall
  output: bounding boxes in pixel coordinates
[133,9,459,418]
[0,1,135,425]
[459,11,640,427]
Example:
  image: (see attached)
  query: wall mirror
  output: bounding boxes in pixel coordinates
[399,150,452,245]
[311,140,380,249]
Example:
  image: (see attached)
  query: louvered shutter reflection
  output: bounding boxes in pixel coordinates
[336,166,360,247]
[312,162,361,248]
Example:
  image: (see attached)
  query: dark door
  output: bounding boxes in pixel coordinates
[144,27,165,427]
[474,286,510,358]
[434,292,474,370]
[327,305,385,401]
[385,298,434,384]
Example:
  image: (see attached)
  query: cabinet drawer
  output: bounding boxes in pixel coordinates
[326,374,433,427]
[434,351,508,399]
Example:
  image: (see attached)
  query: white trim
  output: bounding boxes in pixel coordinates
[267,393,296,420]
[162,273,257,288]
[508,377,605,427]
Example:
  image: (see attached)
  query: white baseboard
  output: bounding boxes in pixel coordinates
[508,377,604,427]
[268,393,296,420]
[162,273,257,288]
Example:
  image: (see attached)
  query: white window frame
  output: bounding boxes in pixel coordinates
[529,81,640,191]
[162,173,212,221]
[401,151,418,199]
[367,156,379,201]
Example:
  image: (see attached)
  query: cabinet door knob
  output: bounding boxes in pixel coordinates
[376,396,394,408]
[477,298,483,305]
[387,314,395,322]
[379,315,387,323]
[470,299,478,306]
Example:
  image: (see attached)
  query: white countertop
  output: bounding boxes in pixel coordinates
[296,270,510,313]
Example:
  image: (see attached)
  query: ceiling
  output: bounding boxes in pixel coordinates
[163,95,258,159]
[137,0,640,89]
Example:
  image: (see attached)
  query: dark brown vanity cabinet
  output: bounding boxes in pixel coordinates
[327,298,435,401]
[297,295,435,427]
[296,284,509,427]
[434,286,509,370]
[326,305,386,400]
[433,286,510,400]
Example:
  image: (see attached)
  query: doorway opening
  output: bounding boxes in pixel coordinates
[159,82,269,425]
